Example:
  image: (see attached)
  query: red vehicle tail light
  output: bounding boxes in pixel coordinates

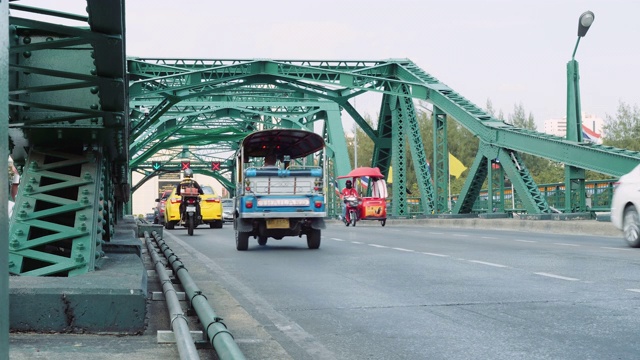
[205,198,220,203]
[245,200,253,209]
[170,198,181,204]
[314,200,323,208]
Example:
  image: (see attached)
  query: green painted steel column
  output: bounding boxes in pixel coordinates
[566,59,582,143]
[565,44,586,213]
[433,107,448,213]
[402,87,435,215]
[324,104,351,217]
[1,0,9,354]
[389,91,407,217]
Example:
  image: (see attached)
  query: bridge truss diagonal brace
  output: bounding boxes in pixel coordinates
[9,150,105,277]
[388,87,408,217]
[399,85,435,215]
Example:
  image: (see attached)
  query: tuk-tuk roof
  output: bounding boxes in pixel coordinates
[338,167,384,180]
[241,129,324,159]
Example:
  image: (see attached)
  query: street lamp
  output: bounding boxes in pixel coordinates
[566,10,594,142]
[565,11,594,213]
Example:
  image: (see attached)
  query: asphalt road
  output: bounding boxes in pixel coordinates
[169,222,640,360]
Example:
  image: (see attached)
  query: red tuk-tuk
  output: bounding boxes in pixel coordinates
[338,167,388,226]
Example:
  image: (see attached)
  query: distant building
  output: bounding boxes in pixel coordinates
[543,113,603,144]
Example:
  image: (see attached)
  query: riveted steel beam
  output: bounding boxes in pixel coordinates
[9,150,105,276]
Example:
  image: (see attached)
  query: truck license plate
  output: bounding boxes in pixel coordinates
[266,219,289,229]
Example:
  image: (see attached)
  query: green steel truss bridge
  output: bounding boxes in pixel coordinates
[5,1,640,276]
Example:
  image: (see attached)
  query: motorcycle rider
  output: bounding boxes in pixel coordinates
[341,180,360,223]
[176,168,204,222]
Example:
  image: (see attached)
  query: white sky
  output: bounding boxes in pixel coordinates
[16,0,640,129]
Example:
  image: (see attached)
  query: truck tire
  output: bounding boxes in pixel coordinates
[236,231,249,251]
[307,229,321,249]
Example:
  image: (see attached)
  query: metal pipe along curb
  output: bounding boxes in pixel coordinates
[151,231,247,360]
[144,232,201,360]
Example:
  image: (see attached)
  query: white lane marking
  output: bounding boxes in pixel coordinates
[601,246,630,251]
[392,247,414,252]
[368,244,388,248]
[331,238,345,241]
[468,260,508,268]
[421,252,450,257]
[626,289,640,293]
[554,243,580,247]
[452,234,469,237]
[481,236,498,239]
[428,232,444,235]
[534,272,580,281]
[515,239,536,243]
[352,241,363,244]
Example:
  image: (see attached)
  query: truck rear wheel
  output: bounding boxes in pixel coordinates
[236,231,249,251]
[307,229,321,249]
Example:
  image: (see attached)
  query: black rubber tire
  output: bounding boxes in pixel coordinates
[214,220,223,229]
[350,210,357,227]
[258,236,268,246]
[187,215,194,236]
[166,221,175,230]
[623,206,640,248]
[381,219,386,227]
[236,231,249,251]
[307,229,321,249]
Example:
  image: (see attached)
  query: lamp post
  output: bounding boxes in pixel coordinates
[565,10,594,213]
[566,10,594,142]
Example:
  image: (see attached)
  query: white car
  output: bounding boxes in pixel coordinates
[221,198,234,223]
[610,164,640,247]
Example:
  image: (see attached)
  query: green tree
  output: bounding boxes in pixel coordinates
[485,99,496,116]
[507,103,535,130]
[602,101,640,151]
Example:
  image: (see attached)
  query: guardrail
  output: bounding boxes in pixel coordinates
[383,179,617,217]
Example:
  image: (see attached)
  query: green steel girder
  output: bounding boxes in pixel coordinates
[494,147,550,214]
[372,93,393,183]
[130,58,640,169]
[452,144,550,214]
[433,107,449,213]
[323,104,352,217]
[389,86,408,217]
[452,154,489,214]
[423,81,640,178]
[130,129,245,168]
[400,84,435,214]
[9,149,105,277]
[8,0,129,215]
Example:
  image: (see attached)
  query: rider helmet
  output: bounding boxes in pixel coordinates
[184,168,194,179]
[345,180,352,189]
